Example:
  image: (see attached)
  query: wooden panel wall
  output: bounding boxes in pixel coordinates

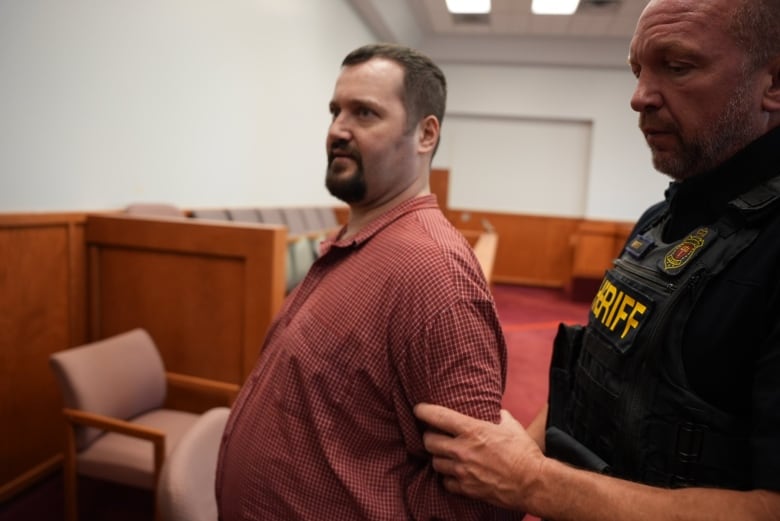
[333,205,349,226]
[568,220,635,301]
[430,168,449,210]
[448,208,584,287]
[86,215,287,384]
[0,213,87,500]
[449,209,635,293]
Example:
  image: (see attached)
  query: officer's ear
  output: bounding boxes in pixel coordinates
[761,54,780,113]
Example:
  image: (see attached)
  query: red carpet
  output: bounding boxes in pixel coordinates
[495,284,590,425]
[493,284,590,521]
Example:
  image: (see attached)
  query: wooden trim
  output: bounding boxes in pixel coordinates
[0,212,87,226]
[0,455,62,503]
[67,220,86,347]
[88,244,101,341]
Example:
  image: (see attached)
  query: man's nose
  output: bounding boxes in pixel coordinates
[630,73,662,113]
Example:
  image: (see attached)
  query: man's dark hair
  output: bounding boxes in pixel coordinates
[730,0,780,71]
[342,43,447,136]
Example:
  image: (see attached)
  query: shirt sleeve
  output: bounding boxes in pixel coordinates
[393,298,524,520]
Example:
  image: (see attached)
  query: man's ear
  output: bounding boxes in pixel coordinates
[418,115,440,154]
[761,55,780,112]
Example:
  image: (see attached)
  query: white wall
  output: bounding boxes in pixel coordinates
[0,0,669,222]
[0,0,375,212]
[433,63,669,221]
[436,114,592,217]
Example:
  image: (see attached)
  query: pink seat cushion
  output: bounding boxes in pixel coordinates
[77,409,200,490]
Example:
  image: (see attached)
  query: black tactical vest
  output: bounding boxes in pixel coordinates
[547,176,780,489]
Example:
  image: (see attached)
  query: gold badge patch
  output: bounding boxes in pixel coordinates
[661,227,712,276]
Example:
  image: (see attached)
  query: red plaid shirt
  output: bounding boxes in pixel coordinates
[217,195,520,520]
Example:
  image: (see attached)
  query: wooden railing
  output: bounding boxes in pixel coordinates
[85,214,287,383]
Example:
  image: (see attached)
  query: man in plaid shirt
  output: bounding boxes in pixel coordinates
[216,43,521,520]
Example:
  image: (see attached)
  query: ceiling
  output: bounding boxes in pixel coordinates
[346,0,650,69]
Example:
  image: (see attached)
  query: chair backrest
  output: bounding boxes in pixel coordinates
[317,206,340,229]
[227,208,261,223]
[125,203,184,218]
[300,206,324,232]
[157,407,230,521]
[49,328,167,450]
[256,207,286,226]
[280,207,308,235]
[191,209,231,221]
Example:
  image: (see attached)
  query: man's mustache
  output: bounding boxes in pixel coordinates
[328,141,361,164]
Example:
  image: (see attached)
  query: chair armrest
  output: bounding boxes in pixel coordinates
[62,408,166,485]
[62,408,165,442]
[166,372,240,405]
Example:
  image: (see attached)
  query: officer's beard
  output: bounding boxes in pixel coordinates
[648,80,758,180]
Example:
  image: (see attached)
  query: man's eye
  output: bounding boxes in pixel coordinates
[666,62,691,74]
[357,107,374,118]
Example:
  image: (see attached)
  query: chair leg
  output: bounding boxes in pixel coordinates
[154,496,162,521]
[63,426,78,521]
[153,438,165,521]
